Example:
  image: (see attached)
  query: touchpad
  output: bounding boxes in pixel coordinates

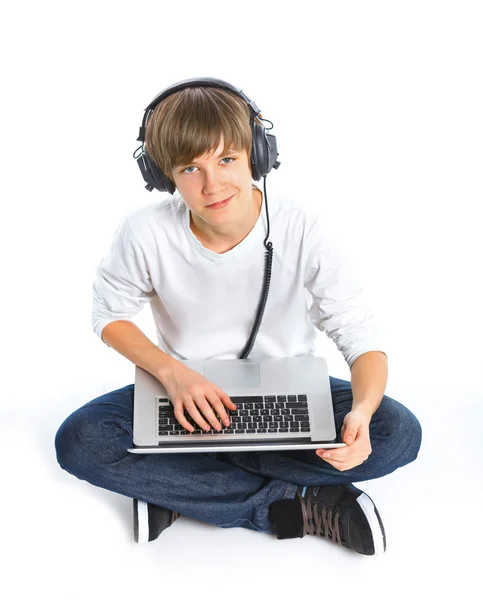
[203,361,260,389]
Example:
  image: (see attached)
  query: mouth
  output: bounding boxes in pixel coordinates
[206,195,234,209]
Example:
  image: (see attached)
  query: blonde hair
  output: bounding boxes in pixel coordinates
[145,86,262,187]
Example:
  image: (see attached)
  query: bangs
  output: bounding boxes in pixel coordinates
[145,86,253,183]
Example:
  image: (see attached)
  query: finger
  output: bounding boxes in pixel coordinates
[320,455,346,464]
[184,399,213,431]
[319,436,356,456]
[207,390,232,427]
[173,406,196,433]
[216,387,237,411]
[198,397,224,431]
[192,390,224,430]
[316,450,347,463]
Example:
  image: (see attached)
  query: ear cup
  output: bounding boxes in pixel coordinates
[250,119,279,181]
[136,148,176,194]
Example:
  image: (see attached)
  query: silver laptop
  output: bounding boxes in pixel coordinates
[128,355,347,454]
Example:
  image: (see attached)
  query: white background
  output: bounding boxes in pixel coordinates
[1,1,481,598]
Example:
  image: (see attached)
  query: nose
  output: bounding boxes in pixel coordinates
[202,167,226,195]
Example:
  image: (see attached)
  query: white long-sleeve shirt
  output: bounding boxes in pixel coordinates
[92,183,388,369]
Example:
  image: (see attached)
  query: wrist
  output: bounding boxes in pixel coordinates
[156,357,183,384]
[351,407,373,423]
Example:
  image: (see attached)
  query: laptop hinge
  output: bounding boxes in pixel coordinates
[157,437,313,448]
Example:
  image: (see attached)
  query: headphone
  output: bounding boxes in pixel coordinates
[133,77,281,359]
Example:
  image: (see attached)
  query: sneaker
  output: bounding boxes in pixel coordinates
[133,499,181,543]
[270,483,386,556]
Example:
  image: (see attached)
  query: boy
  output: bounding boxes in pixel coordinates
[55,79,422,554]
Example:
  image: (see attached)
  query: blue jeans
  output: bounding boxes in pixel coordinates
[54,376,422,534]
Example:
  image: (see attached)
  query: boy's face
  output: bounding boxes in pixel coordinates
[170,136,256,240]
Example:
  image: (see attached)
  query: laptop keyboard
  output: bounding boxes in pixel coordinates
[158,395,310,436]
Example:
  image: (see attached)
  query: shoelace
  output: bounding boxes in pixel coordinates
[297,489,343,545]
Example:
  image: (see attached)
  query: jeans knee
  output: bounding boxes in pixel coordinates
[374,397,423,467]
[54,414,78,474]
[406,409,423,462]
[55,404,132,478]
[392,402,422,466]
[54,409,101,476]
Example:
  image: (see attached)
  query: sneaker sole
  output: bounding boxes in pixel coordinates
[356,492,386,555]
[133,499,149,544]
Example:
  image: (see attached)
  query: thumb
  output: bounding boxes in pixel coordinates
[344,429,355,444]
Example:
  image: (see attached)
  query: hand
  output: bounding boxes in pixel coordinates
[316,409,372,471]
[160,362,237,433]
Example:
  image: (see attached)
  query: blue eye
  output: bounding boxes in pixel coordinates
[182,157,235,174]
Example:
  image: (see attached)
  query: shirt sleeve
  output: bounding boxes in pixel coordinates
[303,216,388,369]
[91,216,156,347]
